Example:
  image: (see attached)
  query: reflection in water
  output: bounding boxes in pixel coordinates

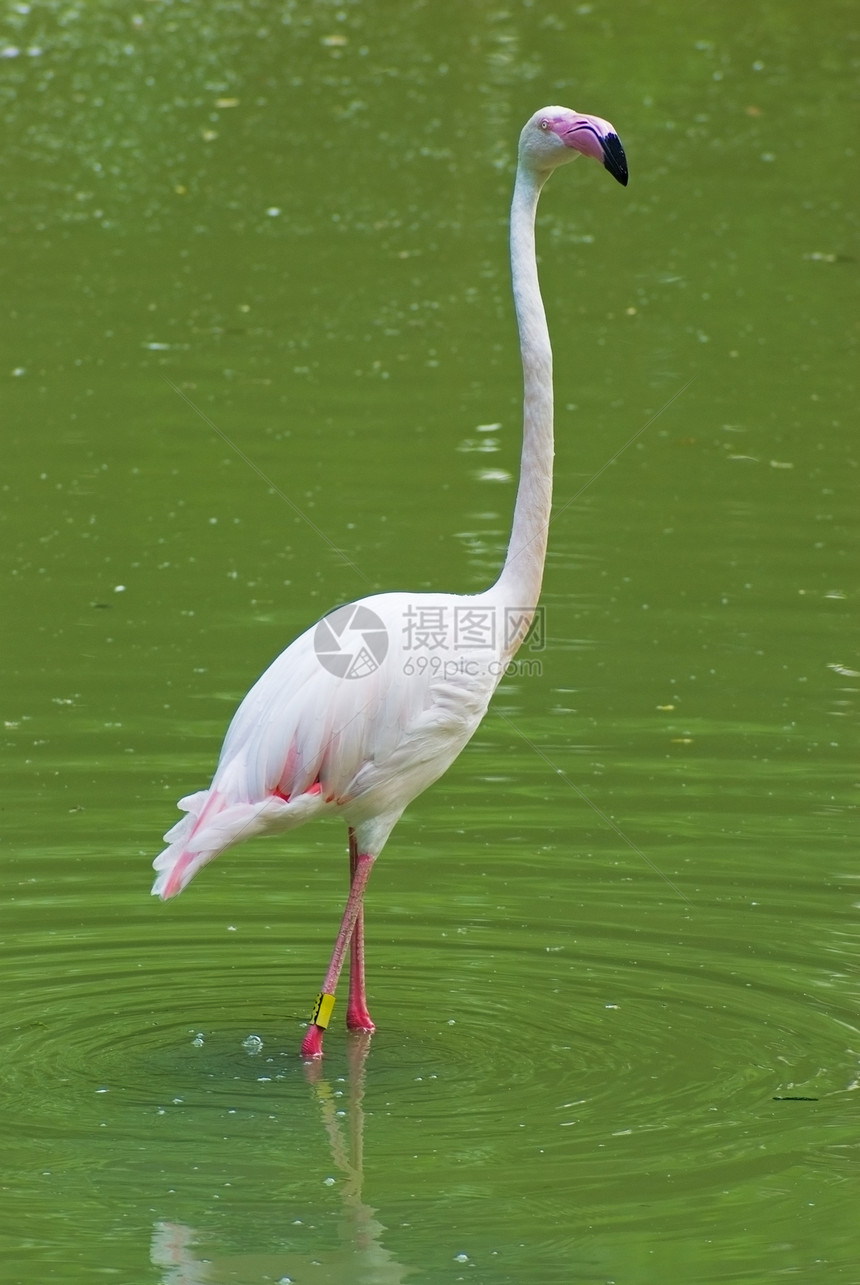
[150,1035,408,1285]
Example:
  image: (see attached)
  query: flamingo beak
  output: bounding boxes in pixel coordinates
[600,133,629,187]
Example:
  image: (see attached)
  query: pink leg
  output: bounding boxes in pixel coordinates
[347,829,376,1033]
[300,844,376,1058]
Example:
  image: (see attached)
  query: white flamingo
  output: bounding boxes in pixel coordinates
[152,106,628,1057]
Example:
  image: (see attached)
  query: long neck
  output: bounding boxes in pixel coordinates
[493,163,553,615]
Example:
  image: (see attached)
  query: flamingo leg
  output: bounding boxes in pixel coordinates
[346,827,376,1033]
[300,845,376,1058]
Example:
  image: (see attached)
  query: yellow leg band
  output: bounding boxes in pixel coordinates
[311,992,336,1029]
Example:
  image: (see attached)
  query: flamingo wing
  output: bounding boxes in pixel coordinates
[152,591,502,899]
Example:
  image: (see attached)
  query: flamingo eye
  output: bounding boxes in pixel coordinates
[539,118,549,131]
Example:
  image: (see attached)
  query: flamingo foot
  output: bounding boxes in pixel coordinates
[346,1003,376,1033]
[300,1023,325,1058]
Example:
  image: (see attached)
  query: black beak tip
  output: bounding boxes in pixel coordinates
[601,133,629,187]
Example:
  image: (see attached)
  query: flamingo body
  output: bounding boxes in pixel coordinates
[152,588,510,900]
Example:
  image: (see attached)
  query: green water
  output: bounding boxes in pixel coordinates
[2,1,857,1281]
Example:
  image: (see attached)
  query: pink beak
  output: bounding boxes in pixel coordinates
[554,114,629,186]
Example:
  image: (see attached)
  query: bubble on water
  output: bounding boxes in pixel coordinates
[191,1032,205,1047]
[242,1034,263,1054]
[454,1252,469,1263]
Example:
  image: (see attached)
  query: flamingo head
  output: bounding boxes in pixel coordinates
[519,105,628,186]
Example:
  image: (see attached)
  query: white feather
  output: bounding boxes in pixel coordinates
[152,590,506,898]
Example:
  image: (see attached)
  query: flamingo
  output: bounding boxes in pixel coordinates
[152,105,628,1058]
